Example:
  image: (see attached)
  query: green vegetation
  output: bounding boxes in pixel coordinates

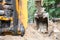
[28,0,60,23]
[28,0,36,23]
[43,0,60,18]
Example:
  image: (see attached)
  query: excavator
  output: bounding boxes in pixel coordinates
[0,0,28,36]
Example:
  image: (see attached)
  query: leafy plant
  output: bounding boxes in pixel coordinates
[43,0,60,18]
[28,0,36,23]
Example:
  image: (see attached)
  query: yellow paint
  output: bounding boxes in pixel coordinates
[0,0,28,30]
[21,0,28,29]
[0,16,13,21]
[16,0,28,29]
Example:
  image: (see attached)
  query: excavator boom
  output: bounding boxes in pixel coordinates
[0,0,28,36]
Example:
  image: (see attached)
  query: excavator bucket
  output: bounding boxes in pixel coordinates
[34,0,49,33]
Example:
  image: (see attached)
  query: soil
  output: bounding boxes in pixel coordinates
[0,21,60,40]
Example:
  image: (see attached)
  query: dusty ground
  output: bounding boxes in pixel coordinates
[0,21,60,40]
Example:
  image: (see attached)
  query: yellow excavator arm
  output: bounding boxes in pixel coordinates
[16,0,28,29]
[0,0,28,36]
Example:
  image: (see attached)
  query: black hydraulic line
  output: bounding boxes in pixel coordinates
[12,0,18,34]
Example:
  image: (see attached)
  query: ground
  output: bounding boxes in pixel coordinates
[0,21,60,40]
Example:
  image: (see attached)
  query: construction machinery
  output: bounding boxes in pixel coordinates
[34,0,49,33]
[0,0,28,36]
